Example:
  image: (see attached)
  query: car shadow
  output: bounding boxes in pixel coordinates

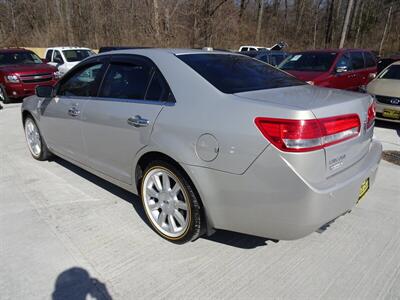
[52,157,277,249]
[52,267,112,300]
[203,230,278,249]
[375,120,400,137]
[52,157,146,222]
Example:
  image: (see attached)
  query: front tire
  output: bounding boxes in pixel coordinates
[24,116,51,161]
[0,85,10,104]
[140,161,202,244]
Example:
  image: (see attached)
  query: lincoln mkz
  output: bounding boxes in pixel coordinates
[21,49,382,243]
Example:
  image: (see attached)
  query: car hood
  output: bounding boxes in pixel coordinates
[284,70,325,82]
[0,63,57,75]
[367,78,400,97]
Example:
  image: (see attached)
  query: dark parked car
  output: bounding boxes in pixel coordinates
[98,46,151,53]
[377,55,400,74]
[239,50,289,67]
[0,48,59,103]
[279,49,377,91]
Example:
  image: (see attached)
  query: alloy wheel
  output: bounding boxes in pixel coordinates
[142,168,190,238]
[25,118,42,157]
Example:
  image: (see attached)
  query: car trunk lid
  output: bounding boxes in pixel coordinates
[235,85,374,178]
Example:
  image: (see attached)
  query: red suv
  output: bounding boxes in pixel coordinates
[279,49,377,91]
[0,48,59,103]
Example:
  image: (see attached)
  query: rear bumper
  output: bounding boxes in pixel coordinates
[4,80,56,99]
[185,140,382,240]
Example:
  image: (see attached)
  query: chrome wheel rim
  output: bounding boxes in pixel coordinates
[0,88,4,101]
[142,168,189,238]
[25,119,41,157]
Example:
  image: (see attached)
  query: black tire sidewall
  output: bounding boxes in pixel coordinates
[140,161,202,244]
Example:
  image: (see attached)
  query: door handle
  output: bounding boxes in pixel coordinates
[68,107,80,117]
[127,115,149,127]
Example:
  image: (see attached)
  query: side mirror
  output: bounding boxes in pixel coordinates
[36,85,54,98]
[336,66,348,73]
[42,58,49,63]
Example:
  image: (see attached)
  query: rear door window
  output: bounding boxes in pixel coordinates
[178,54,305,94]
[350,52,365,70]
[99,62,152,100]
[145,70,172,101]
[364,52,376,68]
[45,50,53,61]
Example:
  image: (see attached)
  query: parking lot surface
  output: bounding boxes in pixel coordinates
[1,103,399,300]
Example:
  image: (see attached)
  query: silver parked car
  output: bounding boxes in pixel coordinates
[22,49,382,243]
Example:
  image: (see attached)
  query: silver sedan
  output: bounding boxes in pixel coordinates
[21,49,382,243]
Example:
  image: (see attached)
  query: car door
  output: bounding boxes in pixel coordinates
[331,52,357,90]
[349,51,366,90]
[81,55,170,184]
[39,58,108,163]
[361,51,378,86]
[45,49,53,64]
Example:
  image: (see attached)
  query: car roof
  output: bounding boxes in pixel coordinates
[0,48,30,53]
[293,48,372,54]
[46,47,91,50]
[97,48,237,57]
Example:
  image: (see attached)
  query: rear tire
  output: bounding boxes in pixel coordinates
[140,161,202,244]
[24,116,52,161]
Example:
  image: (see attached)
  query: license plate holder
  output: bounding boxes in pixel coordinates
[382,109,400,120]
[357,178,369,204]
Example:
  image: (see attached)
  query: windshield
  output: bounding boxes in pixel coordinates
[178,54,305,94]
[0,51,43,66]
[279,52,337,72]
[378,65,400,80]
[62,49,94,62]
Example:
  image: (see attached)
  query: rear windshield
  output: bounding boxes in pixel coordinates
[0,51,43,65]
[279,52,337,72]
[62,49,94,62]
[178,54,304,94]
[378,65,400,80]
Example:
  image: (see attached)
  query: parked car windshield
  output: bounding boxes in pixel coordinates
[178,54,305,94]
[62,49,94,62]
[0,51,43,65]
[378,65,400,80]
[279,52,337,72]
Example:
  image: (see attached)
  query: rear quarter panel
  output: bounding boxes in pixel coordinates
[146,53,314,175]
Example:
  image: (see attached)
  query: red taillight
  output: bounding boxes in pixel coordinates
[255,114,361,152]
[367,101,376,129]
